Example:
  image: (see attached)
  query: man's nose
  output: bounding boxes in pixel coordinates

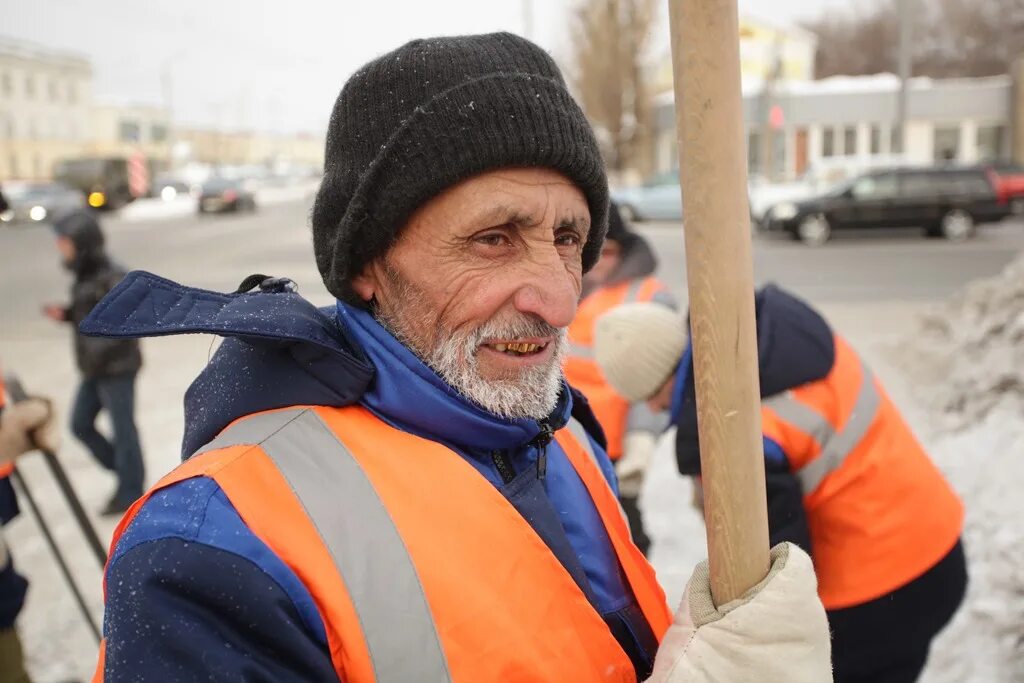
[511,261,579,330]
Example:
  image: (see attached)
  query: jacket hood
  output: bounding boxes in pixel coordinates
[581,231,658,298]
[53,209,108,276]
[673,284,835,474]
[80,271,571,458]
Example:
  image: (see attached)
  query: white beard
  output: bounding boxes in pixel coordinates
[374,268,566,421]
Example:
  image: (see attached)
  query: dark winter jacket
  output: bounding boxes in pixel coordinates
[670,284,835,554]
[53,211,141,379]
[80,271,659,681]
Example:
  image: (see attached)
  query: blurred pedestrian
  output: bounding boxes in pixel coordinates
[44,210,144,516]
[595,285,968,683]
[564,201,675,556]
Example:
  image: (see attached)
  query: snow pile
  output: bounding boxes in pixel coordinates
[894,253,1024,683]
[899,254,1024,427]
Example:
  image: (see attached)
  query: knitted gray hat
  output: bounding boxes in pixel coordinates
[595,302,688,402]
[312,32,609,303]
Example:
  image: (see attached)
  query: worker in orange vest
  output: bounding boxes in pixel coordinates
[564,202,675,555]
[85,34,833,682]
[594,286,967,683]
[0,368,59,681]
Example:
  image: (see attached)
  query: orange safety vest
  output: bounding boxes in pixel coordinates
[95,405,671,681]
[761,335,963,610]
[565,277,668,460]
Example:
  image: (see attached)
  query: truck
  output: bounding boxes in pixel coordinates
[53,157,135,210]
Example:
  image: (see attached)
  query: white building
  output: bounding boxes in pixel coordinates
[0,37,93,181]
[652,72,1018,183]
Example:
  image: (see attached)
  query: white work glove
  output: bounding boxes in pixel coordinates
[0,398,60,464]
[616,431,656,497]
[648,543,833,683]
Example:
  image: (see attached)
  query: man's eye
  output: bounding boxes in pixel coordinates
[475,233,511,247]
[555,233,582,247]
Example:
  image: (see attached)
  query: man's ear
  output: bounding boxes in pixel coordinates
[350,265,379,303]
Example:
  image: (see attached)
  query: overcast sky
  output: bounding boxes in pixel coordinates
[5,0,853,136]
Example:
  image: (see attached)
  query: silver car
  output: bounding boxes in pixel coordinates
[1,181,86,225]
[610,170,684,222]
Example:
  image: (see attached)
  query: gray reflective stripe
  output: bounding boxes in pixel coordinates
[565,419,632,533]
[191,408,302,459]
[776,360,882,494]
[764,393,835,449]
[796,364,881,492]
[193,408,451,683]
[568,341,594,360]
[623,278,645,303]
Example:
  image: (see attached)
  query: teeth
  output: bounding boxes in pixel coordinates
[490,342,543,354]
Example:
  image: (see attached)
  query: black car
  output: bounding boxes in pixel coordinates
[198,178,257,214]
[762,167,1010,245]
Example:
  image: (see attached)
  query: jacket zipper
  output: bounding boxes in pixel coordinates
[532,420,554,481]
[491,450,516,485]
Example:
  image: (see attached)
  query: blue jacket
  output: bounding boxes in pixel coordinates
[670,284,836,554]
[83,272,658,681]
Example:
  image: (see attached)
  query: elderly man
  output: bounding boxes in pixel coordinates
[86,33,830,682]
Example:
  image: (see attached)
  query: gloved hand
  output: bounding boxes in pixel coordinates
[648,543,832,682]
[0,398,60,463]
[616,431,657,498]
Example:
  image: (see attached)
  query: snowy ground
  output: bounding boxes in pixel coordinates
[3,217,1022,679]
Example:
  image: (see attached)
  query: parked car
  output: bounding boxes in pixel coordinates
[761,167,1009,245]
[983,162,1024,215]
[0,181,86,225]
[749,154,908,226]
[611,170,683,221]
[197,178,257,214]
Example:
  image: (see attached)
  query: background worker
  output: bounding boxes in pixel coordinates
[595,285,968,683]
[564,201,675,555]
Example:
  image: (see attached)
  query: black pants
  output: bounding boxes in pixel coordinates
[619,495,651,557]
[828,540,968,683]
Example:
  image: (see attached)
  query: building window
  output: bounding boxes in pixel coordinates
[822,127,836,157]
[1,72,10,97]
[843,126,857,156]
[151,124,168,142]
[9,154,17,178]
[68,82,77,104]
[120,120,141,142]
[870,125,883,155]
[49,79,59,102]
[24,75,34,99]
[976,125,1005,162]
[933,125,960,162]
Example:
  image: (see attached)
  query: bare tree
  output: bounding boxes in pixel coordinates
[805,0,1024,79]
[570,0,659,177]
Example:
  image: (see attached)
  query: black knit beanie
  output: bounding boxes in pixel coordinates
[312,32,609,304]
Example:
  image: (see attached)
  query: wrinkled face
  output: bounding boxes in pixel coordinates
[352,168,591,420]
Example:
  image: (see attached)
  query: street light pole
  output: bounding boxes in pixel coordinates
[895,0,912,156]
